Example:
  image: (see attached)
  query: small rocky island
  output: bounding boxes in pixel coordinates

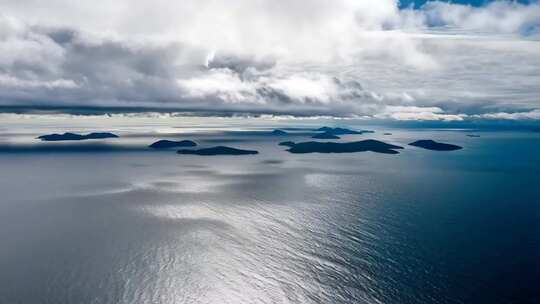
[284,140,403,154]
[466,134,480,138]
[270,129,288,135]
[315,127,362,135]
[409,140,462,151]
[38,132,119,141]
[149,140,197,149]
[312,132,340,139]
[177,146,259,155]
[279,141,296,147]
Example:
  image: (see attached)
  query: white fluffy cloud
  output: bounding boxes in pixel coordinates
[0,0,539,120]
[375,106,467,121]
[473,109,540,120]
[422,1,540,34]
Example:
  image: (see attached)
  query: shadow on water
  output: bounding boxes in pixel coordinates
[0,143,147,153]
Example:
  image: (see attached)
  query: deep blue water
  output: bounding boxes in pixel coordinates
[0,123,539,303]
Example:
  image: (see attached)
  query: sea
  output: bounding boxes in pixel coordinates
[0,116,539,304]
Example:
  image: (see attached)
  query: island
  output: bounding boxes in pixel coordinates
[409,140,462,151]
[270,129,288,135]
[284,140,403,154]
[177,146,259,156]
[279,141,296,147]
[315,127,362,135]
[315,126,375,135]
[466,134,480,138]
[38,132,119,141]
[149,140,197,149]
[312,132,340,139]
[384,133,392,135]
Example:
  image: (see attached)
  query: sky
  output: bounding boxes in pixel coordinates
[399,0,536,8]
[0,0,539,121]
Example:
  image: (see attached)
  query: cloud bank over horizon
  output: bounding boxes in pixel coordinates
[0,0,539,121]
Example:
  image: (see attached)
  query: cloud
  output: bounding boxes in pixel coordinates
[473,109,540,120]
[375,106,467,121]
[422,1,540,35]
[0,1,539,120]
[177,69,258,104]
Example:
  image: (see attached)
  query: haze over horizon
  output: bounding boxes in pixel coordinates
[1,0,539,122]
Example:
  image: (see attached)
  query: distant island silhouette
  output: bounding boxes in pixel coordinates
[312,132,340,139]
[270,129,288,135]
[221,130,293,137]
[285,140,403,154]
[38,132,119,141]
[279,141,296,147]
[315,127,374,135]
[149,140,197,149]
[466,134,480,138]
[315,127,362,135]
[177,146,259,155]
[409,140,462,151]
[384,133,392,135]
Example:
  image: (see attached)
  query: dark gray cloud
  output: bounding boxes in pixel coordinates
[207,53,275,75]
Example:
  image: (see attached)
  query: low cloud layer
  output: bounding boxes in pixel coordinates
[0,0,539,120]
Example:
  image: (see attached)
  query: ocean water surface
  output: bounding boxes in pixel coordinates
[0,117,539,303]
